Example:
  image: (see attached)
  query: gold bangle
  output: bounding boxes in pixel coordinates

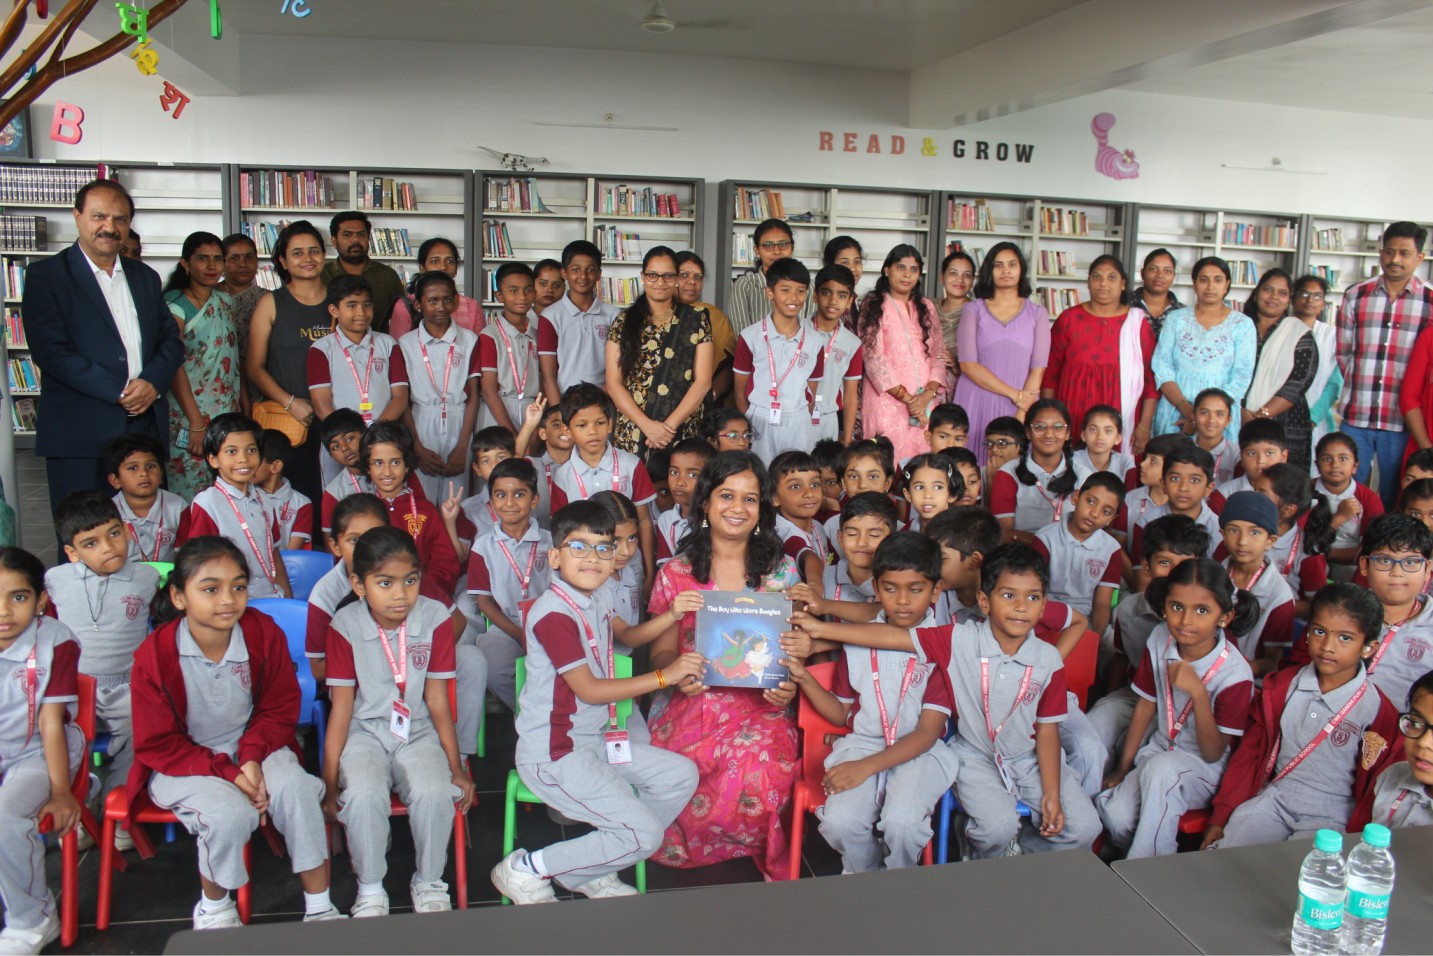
[654,668,667,689]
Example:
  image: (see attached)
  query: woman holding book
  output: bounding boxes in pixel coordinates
[605,246,714,460]
[385,237,485,339]
[951,242,1051,463]
[244,220,331,515]
[1243,268,1316,471]
[1042,254,1157,455]
[163,231,241,500]
[1150,256,1256,444]
[647,451,801,880]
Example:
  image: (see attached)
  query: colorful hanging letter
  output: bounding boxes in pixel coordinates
[159,81,191,120]
[129,38,159,76]
[211,0,221,37]
[49,102,84,144]
[115,3,149,43]
[280,0,311,17]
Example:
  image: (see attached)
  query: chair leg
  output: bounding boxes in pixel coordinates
[475,711,485,760]
[315,701,327,768]
[453,810,468,910]
[96,817,115,930]
[922,840,934,866]
[60,830,78,947]
[237,842,252,924]
[260,819,286,859]
[635,860,646,894]
[501,774,519,905]
[936,790,953,865]
[787,795,806,881]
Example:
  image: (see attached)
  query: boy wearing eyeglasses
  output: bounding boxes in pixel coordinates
[538,240,620,406]
[491,500,703,905]
[1372,669,1433,829]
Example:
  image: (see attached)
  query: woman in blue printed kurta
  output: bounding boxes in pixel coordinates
[1151,257,1256,444]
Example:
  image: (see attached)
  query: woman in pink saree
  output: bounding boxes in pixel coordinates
[647,451,801,880]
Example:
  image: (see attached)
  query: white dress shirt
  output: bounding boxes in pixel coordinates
[81,248,142,381]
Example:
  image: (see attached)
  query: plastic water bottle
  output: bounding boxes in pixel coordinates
[1342,823,1396,955]
[1290,829,1347,955]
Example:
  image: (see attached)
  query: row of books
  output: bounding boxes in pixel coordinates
[1037,250,1078,277]
[483,221,515,258]
[593,226,646,262]
[599,185,682,219]
[0,215,46,252]
[239,170,339,210]
[945,240,987,267]
[732,187,788,222]
[11,397,36,432]
[5,309,25,348]
[1039,287,1082,314]
[1308,264,1340,287]
[484,177,551,214]
[0,165,102,205]
[6,357,38,392]
[1039,207,1090,236]
[947,200,994,232]
[1227,259,1265,285]
[1221,221,1296,248]
[357,177,418,211]
[367,227,413,258]
[600,276,642,306]
[4,261,23,298]
[241,220,292,256]
[1310,228,1346,252]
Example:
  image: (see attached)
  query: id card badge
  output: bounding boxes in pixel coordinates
[519,598,536,628]
[768,402,782,427]
[604,729,632,765]
[811,406,822,426]
[361,412,375,424]
[390,700,411,742]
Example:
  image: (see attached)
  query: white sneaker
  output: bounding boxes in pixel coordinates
[0,913,59,955]
[491,850,556,904]
[350,891,389,919]
[75,826,94,851]
[572,872,639,899]
[410,880,452,913]
[191,898,241,931]
[113,827,134,852]
[302,906,346,922]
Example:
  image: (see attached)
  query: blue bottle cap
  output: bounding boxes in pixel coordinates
[1362,823,1392,848]
[1314,829,1343,853]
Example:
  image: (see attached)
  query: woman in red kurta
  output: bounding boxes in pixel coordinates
[1042,254,1157,456]
[1398,324,1433,473]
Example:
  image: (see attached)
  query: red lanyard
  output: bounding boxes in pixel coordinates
[551,584,618,728]
[20,643,36,744]
[1231,561,1266,596]
[125,512,162,562]
[1034,482,1065,525]
[871,651,919,747]
[498,538,539,598]
[214,482,276,584]
[347,471,364,495]
[376,619,408,694]
[1385,790,1412,827]
[1263,680,1369,787]
[495,317,531,396]
[1280,527,1302,577]
[980,658,1034,754]
[819,328,842,399]
[1369,604,1421,674]
[761,317,806,403]
[573,447,621,498]
[1162,637,1230,748]
[419,337,457,424]
[340,340,375,413]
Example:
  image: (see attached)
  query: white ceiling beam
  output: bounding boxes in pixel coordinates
[908,0,1429,128]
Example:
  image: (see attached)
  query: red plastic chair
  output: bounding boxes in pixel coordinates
[1065,630,1099,711]
[37,674,102,947]
[787,661,933,880]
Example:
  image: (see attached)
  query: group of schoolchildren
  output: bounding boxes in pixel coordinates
[3,238,1433,954]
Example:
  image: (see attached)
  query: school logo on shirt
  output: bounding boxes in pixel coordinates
[1331,718,1360,748]
[535,554,548,573]
[121,594,147,620]
[409,642,432,670]
[10,664,46,687]
[911,663,929,688]
[831,347,848,365]
[1362,731,1388,770]
[1406,636,1430,662]
[374,357,387,374]
[229,661,251,690]
[1086,558,1108,580]
[1021,679,1044,705]
[595,324,610,340]
[404,512,427,537]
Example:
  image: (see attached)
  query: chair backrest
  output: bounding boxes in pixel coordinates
[143,561,174,587]
[280,550,336,602]
[74,673,96,747]
[1065,629,1098,711]
[248,598,318,725]
[796,660,846,785]
[514,654,633,726]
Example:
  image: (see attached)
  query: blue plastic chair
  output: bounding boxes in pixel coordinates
[280,550,335,602]
[248,598,327,762]
[935,789,1033,863]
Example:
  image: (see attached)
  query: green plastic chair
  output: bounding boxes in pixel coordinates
[501,654,646,903]
[143,561,174,587]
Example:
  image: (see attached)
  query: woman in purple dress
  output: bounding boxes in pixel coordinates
[951,242,1051,464]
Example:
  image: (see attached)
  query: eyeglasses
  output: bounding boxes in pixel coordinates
[1366,555,1429,573]
[759,240,793,252]
[1398,712,1433,740]
[557,541,617,560]
[984,438,1018,450]
[1028,423,1069,435]
[720,431,757,443]
[1295,291,1326,301]
[643,272,677,284]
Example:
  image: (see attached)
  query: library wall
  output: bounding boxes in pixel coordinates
[28,32,1433,223]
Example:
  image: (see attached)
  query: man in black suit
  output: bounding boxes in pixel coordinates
[25,179,184,518]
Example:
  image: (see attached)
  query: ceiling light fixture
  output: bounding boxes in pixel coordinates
[1220,157,1327,175]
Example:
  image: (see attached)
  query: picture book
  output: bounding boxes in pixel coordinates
[693,590,789,690]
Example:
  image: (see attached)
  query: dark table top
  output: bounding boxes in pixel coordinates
[166,849,1196,955]
[1113,825,1433,955]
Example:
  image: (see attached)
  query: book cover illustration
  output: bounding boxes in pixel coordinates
[694,590,790,690]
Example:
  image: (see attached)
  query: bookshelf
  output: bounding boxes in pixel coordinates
[476,171,703,313]
[229,166,474,297]
[1298,214,1433,323]
[1130,205,1299,309]
[941,193,1127,316]
[718,181,937,306]
[0,161,226,445]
